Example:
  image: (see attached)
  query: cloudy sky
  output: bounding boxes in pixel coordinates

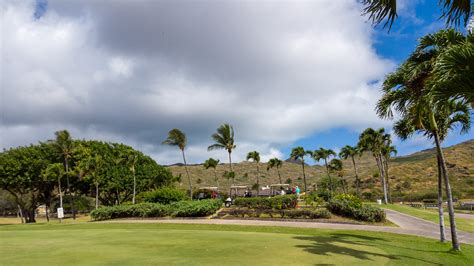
[1,0,473,165]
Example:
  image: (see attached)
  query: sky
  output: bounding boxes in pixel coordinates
[1,0,473,165]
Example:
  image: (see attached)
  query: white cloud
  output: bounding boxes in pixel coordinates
[1,0,394,164]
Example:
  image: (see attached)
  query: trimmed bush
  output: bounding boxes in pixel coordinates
[90,199,222,221]
[140,187,189,204]
[170,199,222,217]
[327,193,385,222]
[233,195,297,210]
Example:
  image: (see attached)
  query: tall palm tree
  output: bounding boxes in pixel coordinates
[328,158,346,194]
[203,158,220,191]
[208,124,236,184]
[358,128,391,204]
[381,144,397,203]
[267,158,283,184]
[339,145,362,195]
[121,150,138,204]
[246,151,261,195]
[52,130,76,219]
[362,0,472,30]
[163,129,193,199]
[312,148,337,197]
[290,146,310,192]
[375,30,471,250]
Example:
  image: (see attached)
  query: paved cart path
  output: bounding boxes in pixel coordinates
[102,209,474,244]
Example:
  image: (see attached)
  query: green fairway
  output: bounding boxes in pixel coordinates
[382,204,474,233]
[1,223,473,265]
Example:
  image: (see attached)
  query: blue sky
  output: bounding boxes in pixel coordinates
[2,0,472,165]
[284,1,473,163]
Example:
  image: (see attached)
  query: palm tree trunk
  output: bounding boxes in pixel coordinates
[95,182,99,210]
[214,168,219,192]
[58,176,63,209]
[351,156,360,195]
[433,129,460,251]
[277,167,282,184]
[256,163,260,196]
[132,165,137,204]
[324,159,333,197]
[228,151,234,185]
[181,150,193,199]
[301,161,307,192]
[436,153,446,242]
[17,205,24,224]
[65,158,76,219]
[375,155,388,204]
[384,157,392,203]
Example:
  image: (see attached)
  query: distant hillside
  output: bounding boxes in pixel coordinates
[167,140,474,199]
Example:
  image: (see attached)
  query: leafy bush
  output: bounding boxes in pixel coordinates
[90,199,222,221]
[302,192,323,207]
[140,187,188,204]
[284,209,331,219]
[169,199,222,217]
[327,193,384,222]
[233,195,297,210]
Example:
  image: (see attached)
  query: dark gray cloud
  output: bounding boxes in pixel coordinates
[1,0,393,164]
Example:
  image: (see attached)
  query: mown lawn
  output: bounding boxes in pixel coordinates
[382,204,474,233]
[0,222,473,265]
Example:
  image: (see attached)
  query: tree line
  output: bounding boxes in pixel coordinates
[0,130,174,223]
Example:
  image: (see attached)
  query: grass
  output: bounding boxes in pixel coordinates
[382,204,474,233]
[1,222,473,265]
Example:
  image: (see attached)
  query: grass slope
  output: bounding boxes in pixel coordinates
[167,140,474,198]
[382,204,474,233]
[1,223,474,265]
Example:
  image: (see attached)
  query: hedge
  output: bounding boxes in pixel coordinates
[327,194,385,222]
[233,195,297,210]
[228,208,330,219]
[140,187,189,204]
[90,199,222,221]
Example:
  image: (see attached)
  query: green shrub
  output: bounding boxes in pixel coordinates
[169,199,222,217]
[141,187,188,204]
[302,192,323,207]
[233,195,297,210]
[90,199,222,221]
[327,193,384,222]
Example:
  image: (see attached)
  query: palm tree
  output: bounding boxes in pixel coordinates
[328,158,346,194]
[339,145,362,195]
[375,30,471,250]
[358,128,391,204]
[246,151,261,195]
[290,146,311,192]
[203,158,220,191]
[312,148,337,197]
[163,129,193,199]
[382,144,397,203]
[208,124,236,184]
[362,0,472,30]
[52,130,76,219]
[121,150,138,204]
[267,158,283,184]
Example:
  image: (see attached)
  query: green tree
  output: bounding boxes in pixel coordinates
[246,151,261,195]
[0,143,55,223]
[339,145,362,195]
[312,148,337,197]
[362,0,472,30]
[267,158,283,184]
[163,129,193,199]
[375,29,472,250]
[41,163,65,221]
[358,128,391,204]
[52,130,76,219]
[208,124,236,184]
[328,158,346,194]
[290,146,311,192]
[203,158,220,191]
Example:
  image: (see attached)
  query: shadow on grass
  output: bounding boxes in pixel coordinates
[294,233,443,265]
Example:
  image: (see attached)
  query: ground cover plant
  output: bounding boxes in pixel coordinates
[90,199,222,221]
[1,222,473,265]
